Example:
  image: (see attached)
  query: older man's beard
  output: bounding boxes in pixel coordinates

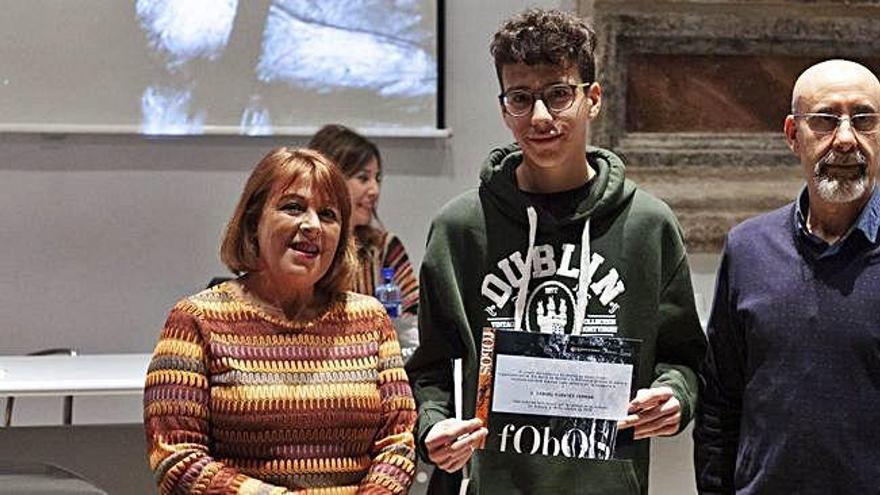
[812,149,870,203]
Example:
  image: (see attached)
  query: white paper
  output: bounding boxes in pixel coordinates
[492,354,632,421]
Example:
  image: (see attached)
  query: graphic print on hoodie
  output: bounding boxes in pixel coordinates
[478,147,630,337]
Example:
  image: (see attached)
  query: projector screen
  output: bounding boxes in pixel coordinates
[0,0,443,136]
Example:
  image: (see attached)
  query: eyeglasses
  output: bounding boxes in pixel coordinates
[499,82,591,117]
[792,112,880,135]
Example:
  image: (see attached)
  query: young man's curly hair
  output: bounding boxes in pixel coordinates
[490,8,597,90]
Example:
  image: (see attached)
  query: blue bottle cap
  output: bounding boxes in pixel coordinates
[382,267,395,280]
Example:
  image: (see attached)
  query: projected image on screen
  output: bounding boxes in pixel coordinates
[136,0,438,135]
[0,1,438,135]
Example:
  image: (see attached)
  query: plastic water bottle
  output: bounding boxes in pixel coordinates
[375,267,402,319]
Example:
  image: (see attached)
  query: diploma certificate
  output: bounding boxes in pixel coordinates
[475,329,641,461]
[493,354,633,421]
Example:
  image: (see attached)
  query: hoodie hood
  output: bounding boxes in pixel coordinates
[478,143,635,334]
[479,142,635,232]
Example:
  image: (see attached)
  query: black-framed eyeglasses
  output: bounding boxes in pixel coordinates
[792,112,880,135]
[499,82,591,117]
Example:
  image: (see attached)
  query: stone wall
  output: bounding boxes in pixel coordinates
[627,165,803,252]
[578,0,880,251]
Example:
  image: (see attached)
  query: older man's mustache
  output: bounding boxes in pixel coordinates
[815,150,868,178]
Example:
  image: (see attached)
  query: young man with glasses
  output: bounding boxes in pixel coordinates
[406,8,706,494]
[695,59,880,494]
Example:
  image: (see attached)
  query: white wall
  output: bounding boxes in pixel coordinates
[0,0,564,355]
[0,1,715,493]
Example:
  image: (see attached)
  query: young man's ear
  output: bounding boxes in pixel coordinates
[587,82,602,119]
[783,114,799,153]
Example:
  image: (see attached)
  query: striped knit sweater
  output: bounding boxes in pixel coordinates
[144,282,417,494]
[352,231,419,315]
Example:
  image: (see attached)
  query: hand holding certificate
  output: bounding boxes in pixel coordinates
[425,418,488,473]
[617,386,682,440]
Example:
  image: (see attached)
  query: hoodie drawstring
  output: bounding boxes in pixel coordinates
[572,218,591,336]
[513,208,594,335]
[513,207,538,332]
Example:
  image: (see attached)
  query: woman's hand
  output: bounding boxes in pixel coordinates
[425,418,488,473]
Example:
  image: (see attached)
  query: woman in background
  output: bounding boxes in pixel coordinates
[144,148,416,494]
[308,125,419,357]
[308,125,419,314]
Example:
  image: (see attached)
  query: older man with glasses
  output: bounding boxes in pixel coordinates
[406,8,707,494]
[695,59,880,495]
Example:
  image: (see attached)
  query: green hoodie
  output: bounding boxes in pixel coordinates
[406,144,706,494]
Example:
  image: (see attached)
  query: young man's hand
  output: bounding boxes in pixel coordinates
[425,418,488,473]
[616,386,681,440]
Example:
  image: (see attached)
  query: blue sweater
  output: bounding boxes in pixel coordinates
[694,197,880,494]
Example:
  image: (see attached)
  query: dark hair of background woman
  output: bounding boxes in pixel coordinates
[308,124,385,249]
